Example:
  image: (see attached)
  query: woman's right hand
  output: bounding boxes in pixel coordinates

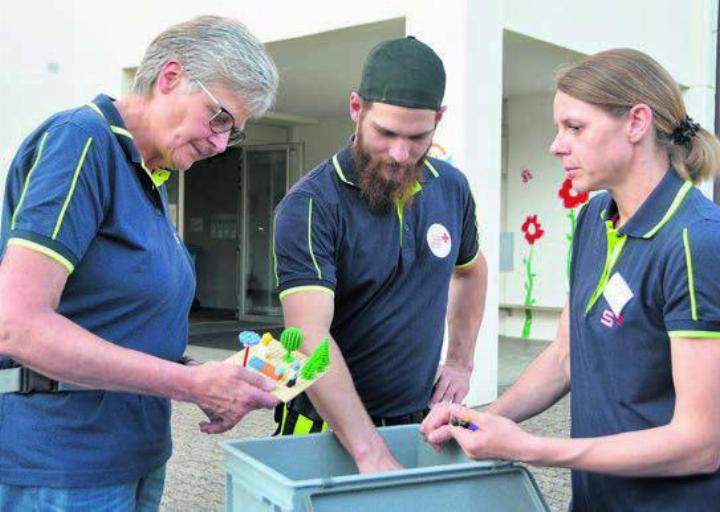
[187,361,279,434]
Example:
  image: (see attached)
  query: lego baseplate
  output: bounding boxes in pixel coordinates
[224,337,327,402]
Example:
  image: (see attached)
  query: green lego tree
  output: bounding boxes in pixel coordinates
[300,337,330,380]
[280,327,304,362]
[314,337,330,373]
[300,358,317,380]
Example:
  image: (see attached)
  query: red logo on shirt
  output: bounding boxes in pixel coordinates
[426,223,452,258]
[600,308,624,328]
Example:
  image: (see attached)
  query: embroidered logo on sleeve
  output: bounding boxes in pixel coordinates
[426,223,452,258]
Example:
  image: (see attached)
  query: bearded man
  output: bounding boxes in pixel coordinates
[273,36,487,472]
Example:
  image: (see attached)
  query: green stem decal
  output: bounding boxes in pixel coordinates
[522,309,533,339]
[522,245,535,339]
[566,208,576,284]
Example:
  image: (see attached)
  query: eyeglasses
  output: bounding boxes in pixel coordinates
[195,80,246,146]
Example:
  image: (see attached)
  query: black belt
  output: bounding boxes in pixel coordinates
[0,367,85,394]
[371,408,430,427]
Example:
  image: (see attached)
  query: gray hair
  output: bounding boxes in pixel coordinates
[131,15,278,118]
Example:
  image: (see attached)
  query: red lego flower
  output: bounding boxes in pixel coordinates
[521,215,545,245]
[558,178,589,209]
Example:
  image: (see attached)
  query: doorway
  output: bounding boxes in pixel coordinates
[237,144,302,319]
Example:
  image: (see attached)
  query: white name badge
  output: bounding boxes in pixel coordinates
[603,272,634,317]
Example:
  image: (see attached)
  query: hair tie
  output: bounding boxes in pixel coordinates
[671,115,700,147]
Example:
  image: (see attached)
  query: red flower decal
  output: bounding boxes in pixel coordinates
[521,215,545,245]
[558,178,589,209]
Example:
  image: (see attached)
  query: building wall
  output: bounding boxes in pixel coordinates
[245,124,290,146]
[1,3,80,197]
[290,116,355,171]
[505,0,714,86]
[504,0,718,197]
[501,94,570,340]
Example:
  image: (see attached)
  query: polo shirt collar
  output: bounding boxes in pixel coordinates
[603,169,693,239]
[331,139,441,188]
[87,94,171,187]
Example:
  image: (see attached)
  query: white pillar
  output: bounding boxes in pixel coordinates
[687,0,718,199]
[407,1,504,406]
[686,85,716,199]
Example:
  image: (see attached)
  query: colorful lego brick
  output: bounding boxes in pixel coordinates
[260,362,281,381]
[238,331,261,347]
[247,356,265,371]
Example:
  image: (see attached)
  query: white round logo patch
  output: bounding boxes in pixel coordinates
[426,223,452,258]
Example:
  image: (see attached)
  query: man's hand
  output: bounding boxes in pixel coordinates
[354,432,404,473]
[430,363,472,405]
[420,403,534,461]
[187,361,279,434]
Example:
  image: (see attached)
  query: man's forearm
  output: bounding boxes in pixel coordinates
[281,291,400,471]
[446,256,487,366]
[304,338,387,463]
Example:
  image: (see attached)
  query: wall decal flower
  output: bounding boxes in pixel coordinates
[558,178,589,282]
[521,215,544,245]
[521,215,545,338]
[558,178,589,209]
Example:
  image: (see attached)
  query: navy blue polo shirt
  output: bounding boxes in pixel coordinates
[273,145,479,417]
[0,94,195,487]
[569,169,720,511]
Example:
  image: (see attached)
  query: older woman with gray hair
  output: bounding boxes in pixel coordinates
[0,16,278,510]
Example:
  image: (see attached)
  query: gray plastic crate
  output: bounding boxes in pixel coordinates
[221,425,549,511]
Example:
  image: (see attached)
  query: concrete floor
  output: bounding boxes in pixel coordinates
[162,334,571,511]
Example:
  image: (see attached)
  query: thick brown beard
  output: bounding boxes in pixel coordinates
[352,129,426,215]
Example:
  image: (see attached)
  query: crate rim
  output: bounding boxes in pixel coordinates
[220,426,516,490]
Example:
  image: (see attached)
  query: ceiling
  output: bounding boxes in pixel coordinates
[263,20,585,121]
[502,31,584,98]
[266,18,405,120]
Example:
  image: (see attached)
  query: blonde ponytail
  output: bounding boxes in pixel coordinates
[557,48,720,184]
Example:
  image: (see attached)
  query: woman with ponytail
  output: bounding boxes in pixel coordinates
[422,49,720,511]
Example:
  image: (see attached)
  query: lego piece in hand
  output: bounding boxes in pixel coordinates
[450,415,479,432]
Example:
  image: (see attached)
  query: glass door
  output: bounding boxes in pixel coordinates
[238,146,289,317]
